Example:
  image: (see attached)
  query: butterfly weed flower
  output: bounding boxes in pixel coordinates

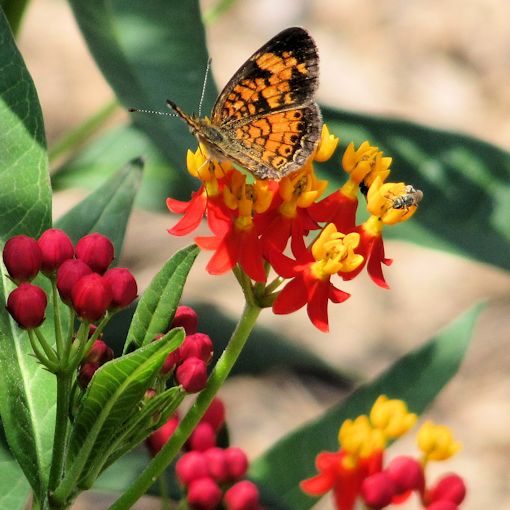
[300,395,466,510]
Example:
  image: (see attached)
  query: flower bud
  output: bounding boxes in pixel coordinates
[85,339,114,364]
[203,447,229,483]
[360,471,396,509]
[225,447,248,481]
[78,361,100,389]
[179,333,213,363]
[187,477,222,510]
[7,283,47,329]
[427,474,466,505]
[71,273,112,322]
[75,233,114,274]
[161,349,180,375]
[57,259,93,303]
[200,397,226,432]
[188,422,216,452]
[3,235,42,282]
[426,502,458,510]
[37,228,74,274]
[103,267,137,309]
[175,451,209,486]
[172,305,198,334]
[146,415,180,457]
[176,357,208,393]
[224,480,261,510]
[386,456,425,494]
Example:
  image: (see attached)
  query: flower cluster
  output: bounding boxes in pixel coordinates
[3,230,137,329]
[147,397,262,510]
[300,395,465,510]
[154,305,214,393]
[166,127,422,331]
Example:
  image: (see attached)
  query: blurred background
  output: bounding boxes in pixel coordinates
[15,0,510,507]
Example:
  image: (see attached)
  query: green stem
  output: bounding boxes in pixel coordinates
[62,307,76,364]
[28,330,58,371]
[158,475,170,510]
[106,301,262,510]
[48,99,119,165]
[51,280,65,360]
[48,373,73,494]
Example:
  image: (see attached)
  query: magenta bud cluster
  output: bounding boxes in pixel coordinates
[2,230,138,328]
[156,305,213,393]
[148,397,261,510]
[360,456,466,510]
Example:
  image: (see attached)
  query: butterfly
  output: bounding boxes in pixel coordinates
[167,26,322,180]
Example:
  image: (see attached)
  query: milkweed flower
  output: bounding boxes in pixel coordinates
[300,395,466,510]
[166,124,423,332]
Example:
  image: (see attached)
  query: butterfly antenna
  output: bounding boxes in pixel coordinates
[128,107,178,118]
[198,57,212,117]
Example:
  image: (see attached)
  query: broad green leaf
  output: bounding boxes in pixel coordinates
[0,439,30,510]
[0,9,53,501]
[55,158,143,258]
[52,123,192,209]
[249,303,483,509]
[125,244,200,351]
[321,106,510,272]
[68,0,216,174]
[62,330,184,497]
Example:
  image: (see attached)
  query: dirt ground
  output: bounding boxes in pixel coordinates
[17,0,510,508]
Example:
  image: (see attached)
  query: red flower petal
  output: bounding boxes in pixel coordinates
[272,276,308,314]
[306,279,330,332]
[238,228,266,282]
[300,472,336,496]
[166,196,192,214]
[329,284,350,304]
[269,249,299,279]
[167,190,207,236]
[367,236,392,289]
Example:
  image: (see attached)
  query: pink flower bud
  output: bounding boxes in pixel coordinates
[426,502,458,510]
[188,422,216,452]
[103,267,138,309]
[7,283,47,329]
[203,447,229,483]
[361,472,396,509]
[146,415,180,457]
[187,477,222,510]
[225,447,248,481]
[176,357,208,393]
[161,348,180,375]
[172,305,198,334]
[85,339,114,364]
[175,451,209,486]
[71,273,112,322]
[427,474,466,505]
[179,333,213,363]
[78,361,100,388]
[37,228,74,274]
[224,480,261,510]
[3,235,42,282]
[386,456,425,494]
[200,397,226,432]
[57,259,93,303]
[76,233,114,274]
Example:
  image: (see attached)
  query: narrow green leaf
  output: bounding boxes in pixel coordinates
[125,244,200,351]
[52,123,192,209]
[62,330,183,495]
[321,106,510,272]
[55,158,143,258]
[68,0,216,173]
[249,303,483,509]
[0,9,53,500]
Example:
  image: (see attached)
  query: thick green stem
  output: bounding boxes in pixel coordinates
[51,280,65,359]
[28,330,58,372]
[106,302,262,510]
[48,373,72,494]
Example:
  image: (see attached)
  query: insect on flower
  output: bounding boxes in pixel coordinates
[391,185,423,212]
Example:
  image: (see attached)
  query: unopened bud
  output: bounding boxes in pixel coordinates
[224,480,261,510]
[3,235,42,282]
[7,283,47,329]
[172,305,198,334]
[187,477,222,510]
[427,474,466,505]
[200,397,226,432]
[179,333,213,363]
[386,456,424,494]
[175,451,209,486]
[103,267,138,309]
[37,228,74,274]
[71,273,112,322]
[76,233,114,274]
[224,447,248,481]
[57,259,92,303]
[188,422,216,452]
[360,471,396,509]
[146,415,180,457]
[176,357,208,393]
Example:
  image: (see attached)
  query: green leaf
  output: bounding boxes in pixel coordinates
[125,244,200,351]
[321,106,510,272]
[68,0,216,172]
[52,123,193,209]
[55,158,143,258]
[249,303,483,509]
[0,9,53,501]
[0,438,30,510]
[61,330,184,497]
